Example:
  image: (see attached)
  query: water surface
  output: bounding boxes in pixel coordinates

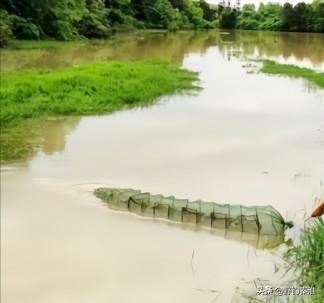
[2,30,324,303]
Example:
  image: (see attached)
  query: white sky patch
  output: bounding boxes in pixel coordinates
[207,0,312,6]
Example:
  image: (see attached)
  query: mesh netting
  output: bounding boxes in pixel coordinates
[94,188,291,236]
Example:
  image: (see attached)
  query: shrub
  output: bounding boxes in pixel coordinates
[52,20,77,40]
[0,10,12,47]
[219,7,237,29]
[9,15,40,40]
[75,13,111,38]
[108,9,125,24]
[0,20,12,47]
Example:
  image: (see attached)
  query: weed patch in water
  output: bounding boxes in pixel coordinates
[1,60,198,124]
[0,59,199,161]
[260,60,324,88]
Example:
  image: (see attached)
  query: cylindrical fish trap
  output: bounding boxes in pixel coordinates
[94,188,293,237]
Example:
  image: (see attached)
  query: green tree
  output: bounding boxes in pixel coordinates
[199,0,216,21]
[257,3,282,30]
[185,1,206,28]
[219,7,237,29]
[0,10,12,46]
[237,4,258,29]
[281,2,297,31]
[169,0,188,11]
[148,0,177,28]
[312,1,324,32]
[294,2,313,32]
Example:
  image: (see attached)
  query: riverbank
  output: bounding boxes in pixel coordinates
[0,59,199,161]
[260,60,324,88]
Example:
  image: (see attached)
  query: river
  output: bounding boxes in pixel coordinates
[1,30,324,302]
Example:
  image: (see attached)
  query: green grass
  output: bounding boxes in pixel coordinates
[1,59,198,124]
[260,60,324,88]
[0,59,199,161]
[285,220,324,302]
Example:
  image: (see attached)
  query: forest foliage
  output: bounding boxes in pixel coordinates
[0,0,217,46]
[0,0,324,46]
[235,0,324,32]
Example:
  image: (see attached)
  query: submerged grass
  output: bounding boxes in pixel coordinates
[285,219,324,302]
[0,59,199,161]
[7,39,87,49]
[0,120,42,161]
[260,60,324,88]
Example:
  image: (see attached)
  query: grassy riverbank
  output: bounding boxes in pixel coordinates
[1,59,198,161]
[285,220,324,302]
[260,60,324,88]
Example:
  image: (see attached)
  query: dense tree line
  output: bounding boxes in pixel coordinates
[0,0,217,46]
[0,1,323,47]
[220,0,324,32]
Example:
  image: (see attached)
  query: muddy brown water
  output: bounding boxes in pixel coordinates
[1,31,324,302]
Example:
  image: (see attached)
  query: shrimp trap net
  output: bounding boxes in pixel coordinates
[94,188,293,237]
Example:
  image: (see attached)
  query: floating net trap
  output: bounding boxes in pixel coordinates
[94,188,293,237]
